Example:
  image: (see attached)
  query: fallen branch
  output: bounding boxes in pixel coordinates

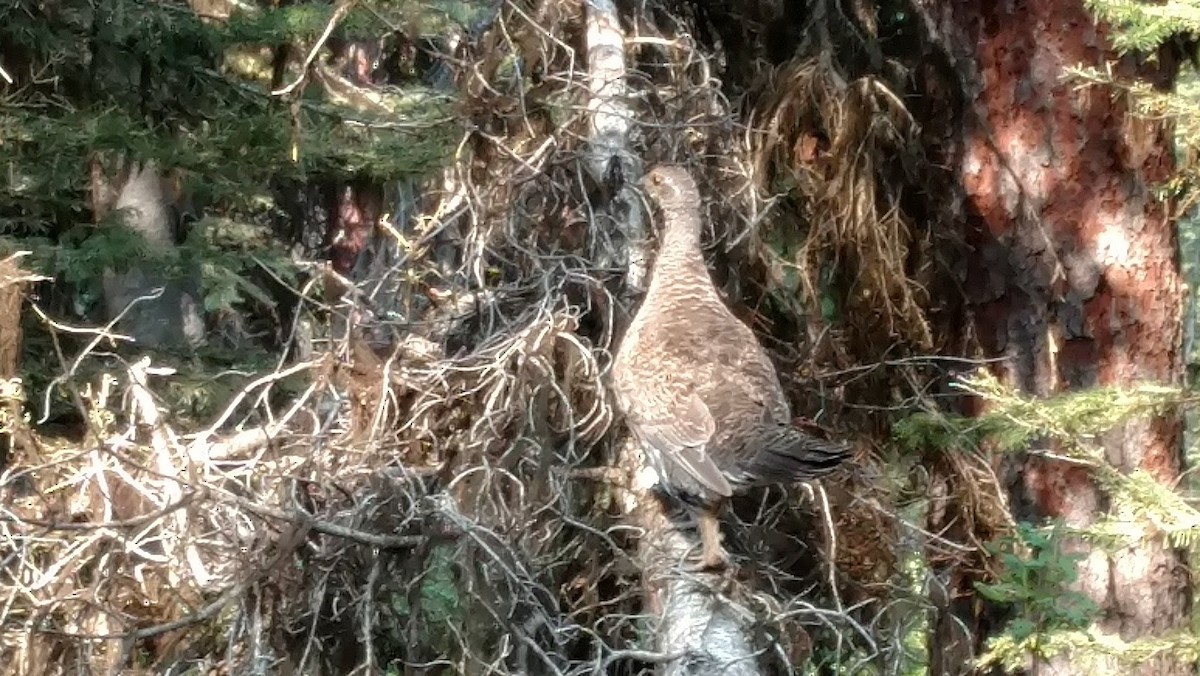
[218,489,449,549]
[2,490,201,532]
[616,438,763,676]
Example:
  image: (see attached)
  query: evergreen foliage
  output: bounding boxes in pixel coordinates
[1085,0,1200,53]
[1,0,462,324]
[975,522,1098,642]
[1078,0,1200,210]
[4,0,1200,673]
[908,371,1200,668]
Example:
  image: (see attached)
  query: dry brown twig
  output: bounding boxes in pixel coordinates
[0,1,980,673]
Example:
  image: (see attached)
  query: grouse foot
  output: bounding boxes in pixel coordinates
[691,511,732,572]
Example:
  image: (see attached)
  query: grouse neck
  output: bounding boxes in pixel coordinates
[654,203,706,272]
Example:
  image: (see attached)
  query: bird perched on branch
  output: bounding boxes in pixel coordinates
[611,164,851,571]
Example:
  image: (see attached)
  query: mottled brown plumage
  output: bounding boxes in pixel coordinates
[612,165,851,570]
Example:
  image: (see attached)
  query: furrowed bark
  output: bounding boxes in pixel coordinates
[918,1,1193,673]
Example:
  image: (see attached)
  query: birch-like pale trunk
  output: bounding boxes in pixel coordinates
[585,1,761,672]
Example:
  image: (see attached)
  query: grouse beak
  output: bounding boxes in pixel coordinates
[641,171,666,191]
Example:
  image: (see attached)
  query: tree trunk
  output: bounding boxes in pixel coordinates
[0,253,35,472]
[919,1,1193,673]
[94,157,206,350]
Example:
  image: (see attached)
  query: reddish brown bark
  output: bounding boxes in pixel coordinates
[327,181,383,275]
[322,42,387,277]
[920,1,1192,674]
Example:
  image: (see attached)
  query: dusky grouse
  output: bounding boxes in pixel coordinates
[611,164,851,570]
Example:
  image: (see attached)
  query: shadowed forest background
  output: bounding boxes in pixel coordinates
[4,0,1200,674]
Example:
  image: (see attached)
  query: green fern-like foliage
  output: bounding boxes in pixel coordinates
[975,522,1099,642]
[381,543,463,660]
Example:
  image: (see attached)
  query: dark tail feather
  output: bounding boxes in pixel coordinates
[730,424,851,487]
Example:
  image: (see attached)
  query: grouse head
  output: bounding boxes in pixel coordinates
[642,165,703,242]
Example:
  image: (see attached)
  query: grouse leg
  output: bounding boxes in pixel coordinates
[695,510,731,571]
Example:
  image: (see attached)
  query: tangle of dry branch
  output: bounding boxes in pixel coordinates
[0,1,1006,674]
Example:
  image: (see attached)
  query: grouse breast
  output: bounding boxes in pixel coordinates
[611,165,849,507]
